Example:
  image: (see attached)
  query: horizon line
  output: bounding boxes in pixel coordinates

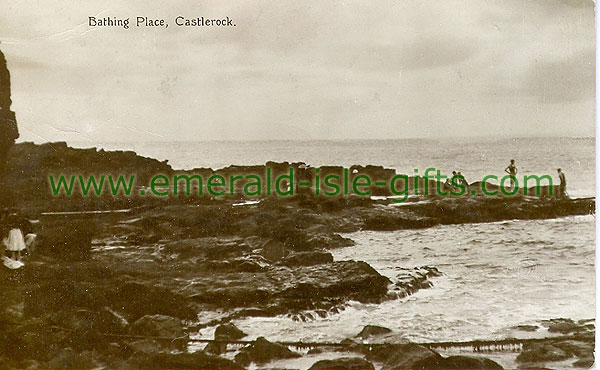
[17,135,596,145]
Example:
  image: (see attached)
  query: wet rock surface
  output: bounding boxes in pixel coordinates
[308,357,375,370]
[128,351,244,370]
[375,344,445,369]
[237,336,301,364]
[441,355,504,369]
[129,314,186,340]
[355,325,392,339]
[515,325,594,369]
[214,323,247,340]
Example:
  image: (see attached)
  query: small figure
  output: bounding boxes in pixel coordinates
[450,171,458,189]
[457,171,469,188]
[4,227,25,261]
[2,213,30,262]
[505,159,518,189]
[557,168,568,198]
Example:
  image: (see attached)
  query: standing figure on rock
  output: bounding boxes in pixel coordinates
[557,168,568,198]
[504,159,518,190]
[457,172,468,187]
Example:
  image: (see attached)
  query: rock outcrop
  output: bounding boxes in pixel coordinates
[355,325,392,339]
[0,49,18,173]
[365,344,504,370]
[308,357,375,370]
[129,351,244,370]
[214,323,247,340]
[236,336,301,364]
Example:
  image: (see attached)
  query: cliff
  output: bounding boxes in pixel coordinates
[0,49,19,171]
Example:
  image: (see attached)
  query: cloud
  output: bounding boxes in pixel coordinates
[486,47,594,104]
[521,48,594,103]
[366,36,478,71]
[554,0,594,8]
[0,0,594,142]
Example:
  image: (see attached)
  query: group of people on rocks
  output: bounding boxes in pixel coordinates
[442,160,568,197]
[0,209,36,263]
[504,159,568,198]
[442,170,469,193]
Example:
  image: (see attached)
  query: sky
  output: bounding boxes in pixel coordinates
[0,0,595,143]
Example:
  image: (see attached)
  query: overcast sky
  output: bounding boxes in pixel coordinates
[0,0,595,143]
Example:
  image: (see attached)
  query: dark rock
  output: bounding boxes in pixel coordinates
[368,344,444,369]
[355,325,392,339]
[260,239,290,261]
[392,266,442,297]
[363,344,403,362]
[111,281,197,321]
[572,356,594,368]
[363,212,438,231]
[302,232,356,250]
[238,336,301,363]
[234,351,251,367]
[93,307,129,334]
[340,338,359,346]
[37,222,96,260]
[204,258,264,273]
[190,287,272,308]
[234,352,252,366]
[46,349,103,370]
[0,49,19,172]
[235,260,264,272]
[126,339,168,354]
[280,251,334,267]
[412,196,594,225]
[517,343,571,363]
[308,357,375,370]
[552,339,594,358]
[163,237,251,260]
[129,314,185,339]
[128,314,187,352]
[130,351,244,369]
[214,323,247,340]
[441,355,503,369]
[189,260,391,311]
[19,359,40,369]
[543,318,582,334]
[278,261,391,304]
[513,325,539,332]
[2,318,60,362]
[336,338,362,352]
[307,347,325,355]
[205,241,252,260]
[204,341,227,355]
[24,278,96,318]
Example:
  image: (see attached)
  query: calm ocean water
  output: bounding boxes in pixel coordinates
[71,137,594,198]
[71,137,595,351]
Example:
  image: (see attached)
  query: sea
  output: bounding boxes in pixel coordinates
[70,137,595,346]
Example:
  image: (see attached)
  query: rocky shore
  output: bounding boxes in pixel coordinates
[0,142,594,369]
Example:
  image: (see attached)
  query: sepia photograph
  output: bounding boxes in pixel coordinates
[0,1,595,369]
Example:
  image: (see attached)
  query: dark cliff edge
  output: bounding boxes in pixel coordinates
[0,49,19,173]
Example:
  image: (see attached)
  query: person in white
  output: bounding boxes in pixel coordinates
[4,227,26,261]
